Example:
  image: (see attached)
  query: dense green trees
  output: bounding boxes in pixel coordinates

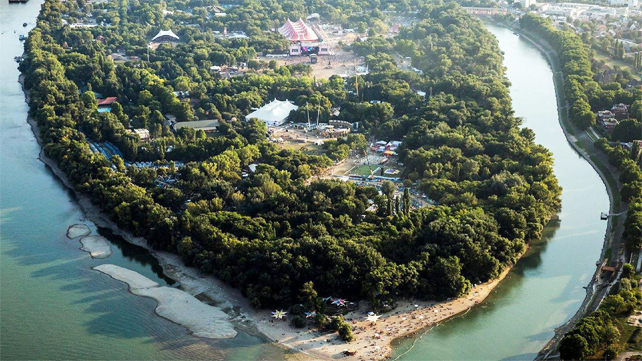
[23,0,562,312]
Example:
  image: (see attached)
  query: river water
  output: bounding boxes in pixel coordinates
[0,2,284,360]
[0,3,609,360]
[392,24,610,361]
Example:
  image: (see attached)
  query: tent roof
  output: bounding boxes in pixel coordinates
[245,99,298,124]
[174,119,219,131]
[278,19,318,42]
[152,29,179,41]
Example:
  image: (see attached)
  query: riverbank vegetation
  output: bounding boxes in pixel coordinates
[559,264,641,360]
[520,14,639,131]
[21,0,561,326]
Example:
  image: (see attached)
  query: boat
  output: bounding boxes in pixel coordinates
[19,34,25,41]
[8,0,29,3]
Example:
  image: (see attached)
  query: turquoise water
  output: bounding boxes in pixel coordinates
[392,24,609,361]
[0,2,283,359]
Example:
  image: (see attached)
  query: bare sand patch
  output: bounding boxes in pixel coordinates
[256,266,513,360]
[136,286,237,338]
[93,264,237,339]
[94,264,160,289]
[67,224,91,239]
[79,235,112,258]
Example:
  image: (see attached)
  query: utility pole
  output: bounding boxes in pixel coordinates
[354,60,359,98]
[306,102,310,127]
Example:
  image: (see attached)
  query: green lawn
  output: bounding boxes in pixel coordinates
[351,164,379,176]
[594,52,642,79]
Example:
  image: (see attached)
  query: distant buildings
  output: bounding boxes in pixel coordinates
[537,3,631,20]
[611,103,630,118]
[517,0,537,8]
[245,99,298,127]
[607,0,639,7]
[597,103,631,133]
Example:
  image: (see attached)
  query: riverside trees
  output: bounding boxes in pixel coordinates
[22,0,561,310]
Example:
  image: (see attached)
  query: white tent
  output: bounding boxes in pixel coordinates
[151,29,179,42]
[245,99,298,127]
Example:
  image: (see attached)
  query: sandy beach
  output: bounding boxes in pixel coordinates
[21,73,520,360]
[257,266,513,360]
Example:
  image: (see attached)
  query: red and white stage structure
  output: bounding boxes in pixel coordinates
[278,18,331,56]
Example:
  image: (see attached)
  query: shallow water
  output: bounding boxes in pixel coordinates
[0,2,284,359]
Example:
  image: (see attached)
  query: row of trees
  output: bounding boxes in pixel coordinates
[520,14,640,130]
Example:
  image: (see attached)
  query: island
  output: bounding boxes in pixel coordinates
[19,0,569,359]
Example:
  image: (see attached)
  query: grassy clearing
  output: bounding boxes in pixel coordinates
[594,52,642,79]
[351,164,379,176]
[279,142,323,154]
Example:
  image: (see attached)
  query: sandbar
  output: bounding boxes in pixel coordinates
[67,224,91,239]
[93,264,237,339]
[79,235,112,258]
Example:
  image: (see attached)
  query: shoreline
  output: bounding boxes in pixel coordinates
[18,72,525,360]
[504,23,627,360]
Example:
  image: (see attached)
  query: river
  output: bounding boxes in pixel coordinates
[0,2,284,360]
[0,4,610,361]
[391,23,610,361]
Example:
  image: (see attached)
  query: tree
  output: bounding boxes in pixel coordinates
[338,322,354,342]
[559,334,589,360]
[290,315,306,328]
[403,188,411,215]
[299,281,320,309]
[381,181,395,199]
[611,119,641,142]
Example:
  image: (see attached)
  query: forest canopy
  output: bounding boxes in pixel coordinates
[21,0,562,309]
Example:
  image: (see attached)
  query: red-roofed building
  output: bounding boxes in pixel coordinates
[97,97,117,106]
[278,19,319,42]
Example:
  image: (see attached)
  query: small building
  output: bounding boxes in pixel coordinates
[128,128,150,141]
[600,118,619,133]
[318,45,332,55]
[245,99,298,127]
[597,110,615,120]
[151,29,180,43]
[173,119,220,133]
[97,97,116,112]
[97,97,117,106]
[611,103,629,118]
